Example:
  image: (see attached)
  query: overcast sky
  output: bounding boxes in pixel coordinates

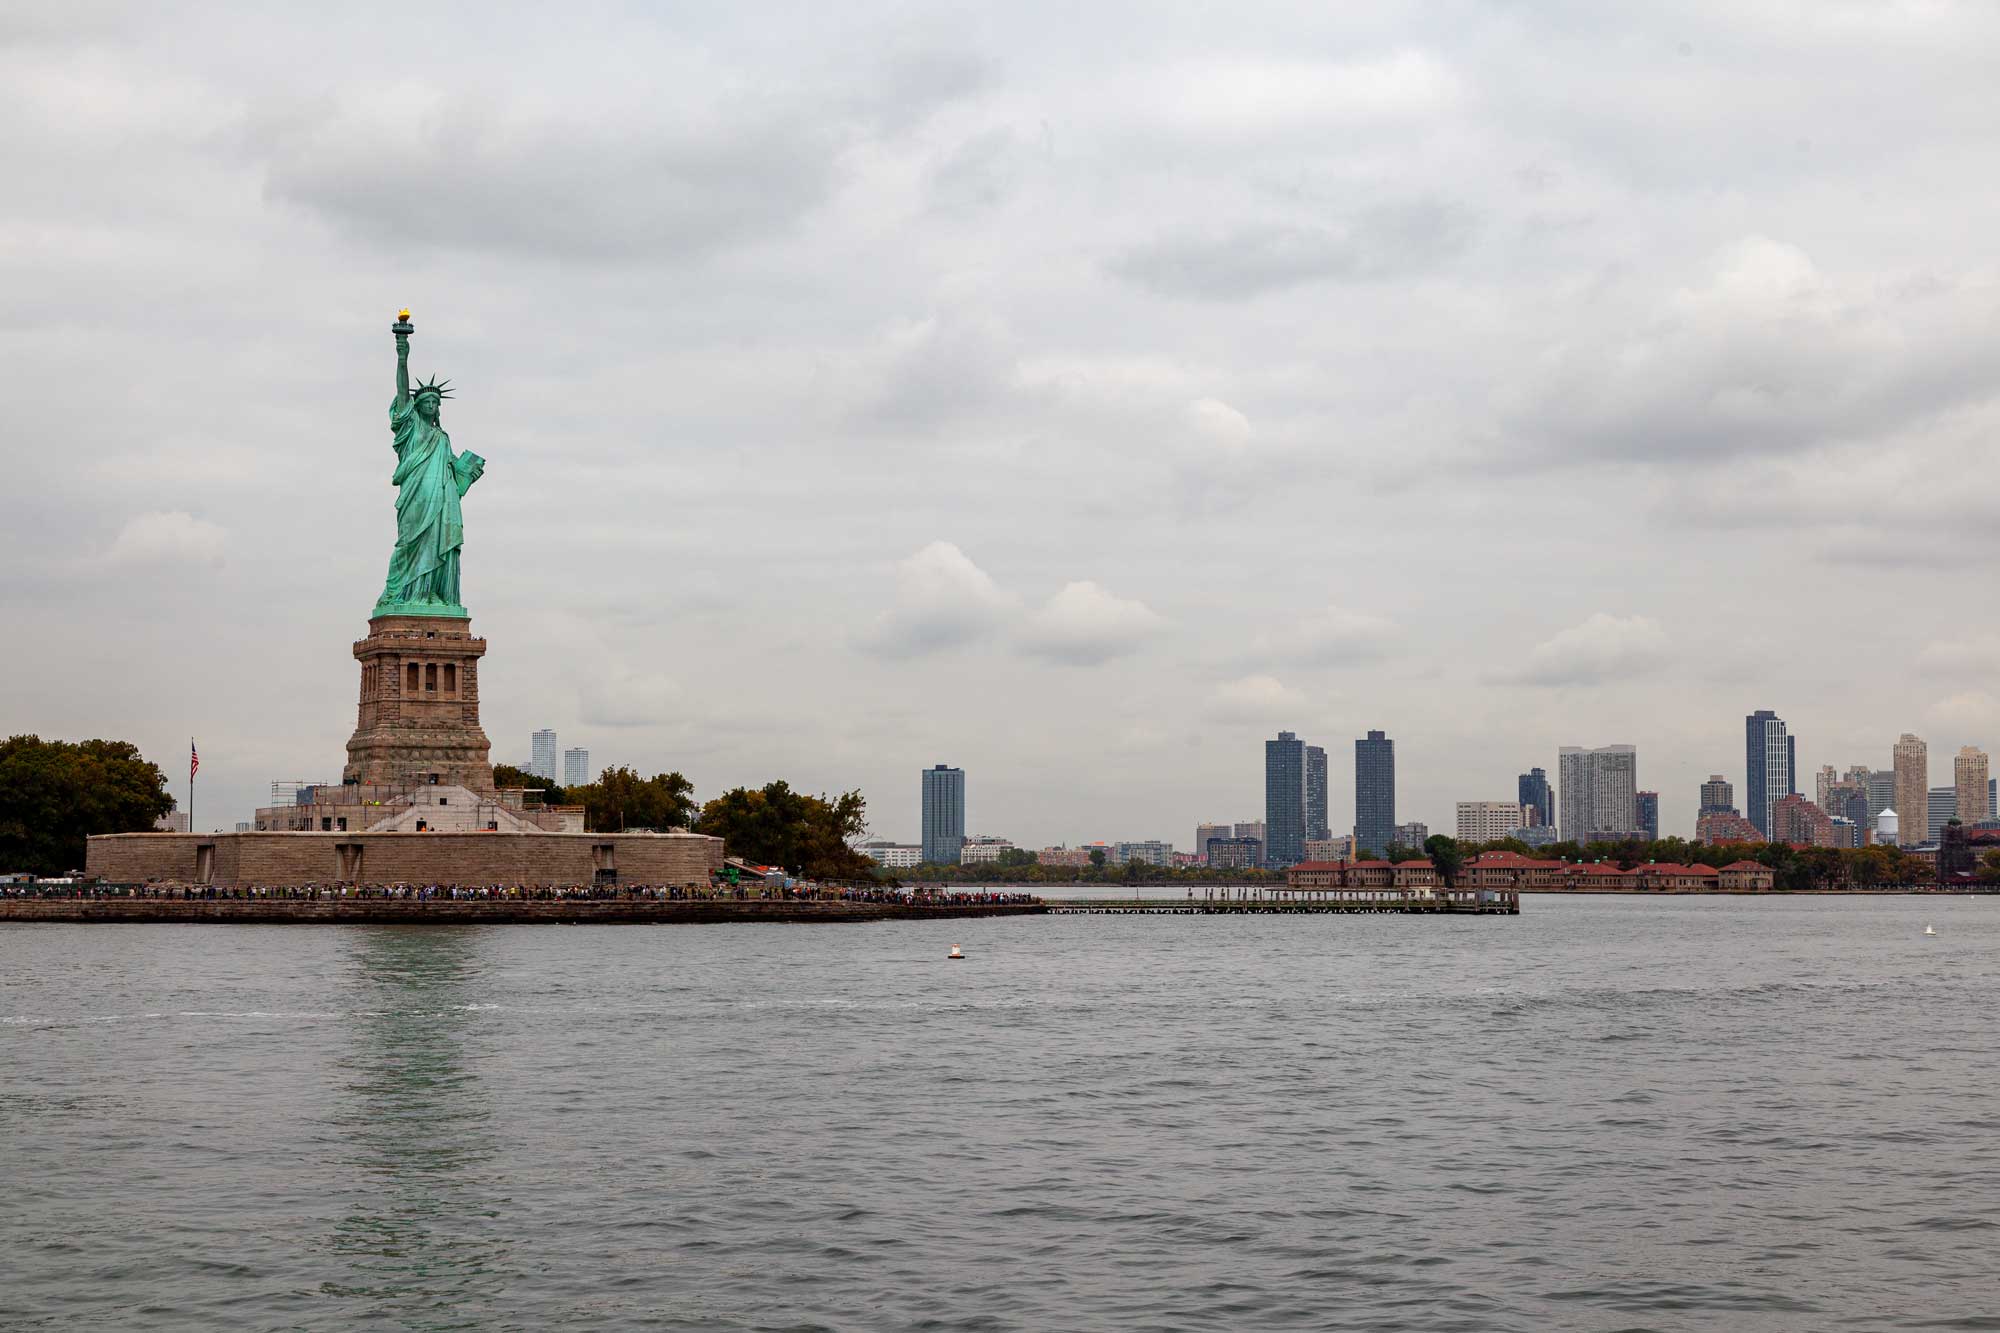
[8,2,2000,846]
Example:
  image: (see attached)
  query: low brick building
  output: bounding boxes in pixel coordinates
[1629,862,1721,891]
[1463,851,1566,890]
[1717,860,1776,891]
[87,829,723,890]
[1285,859,1438,890]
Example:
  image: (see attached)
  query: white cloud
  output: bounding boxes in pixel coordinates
[1495,614,1670,688]
[1505,236,1995,465]
[859,542,1017,659]
[1919,636,2000,677]
[1926,691,2000,730]
[1206,674,1309,724]
[100,511,226,567]
[1252,606,1397,667]
[579,672,682,728]
[1111,203,1471,300]
[1018,581,1167,666]
[1187,397,1253,450]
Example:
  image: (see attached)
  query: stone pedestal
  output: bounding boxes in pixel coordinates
[343,615,495,793]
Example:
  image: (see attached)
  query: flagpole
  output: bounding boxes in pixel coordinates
[190,737,196,835]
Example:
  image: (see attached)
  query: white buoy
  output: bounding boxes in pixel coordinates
[1924,924,1936,936]
[948,944,964,959]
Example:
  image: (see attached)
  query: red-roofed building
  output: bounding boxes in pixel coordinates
[1463,851,1566,890]
[1557,862,1636,891]
[1717,860,1776,891]
[1286,859,1440,891]
[1632,862,1720,891]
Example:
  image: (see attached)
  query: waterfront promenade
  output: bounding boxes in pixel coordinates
[0,887,1045,925]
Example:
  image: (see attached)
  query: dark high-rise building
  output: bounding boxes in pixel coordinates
[1699,774,1735,816]
[1305,745,1329,841]
[920,764,965,865]
[1517,767,1553,828]
[1636,790,1659,840]
[1354,730,1396,857]
[1264,731,1307,869]
[1745,710,1792,836]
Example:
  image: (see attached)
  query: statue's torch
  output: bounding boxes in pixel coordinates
[392,308,414,342]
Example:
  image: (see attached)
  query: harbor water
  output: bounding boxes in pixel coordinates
[3,895,1996,1330]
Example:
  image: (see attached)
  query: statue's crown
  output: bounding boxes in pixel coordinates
[413,375,453,401]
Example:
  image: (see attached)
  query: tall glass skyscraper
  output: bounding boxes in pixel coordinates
[530,729,558,782]
[1354,730,1396,857]
[921,764,965,865]
[1264,732,1307,869]
[1517,767,1553,827]
[563,747,590,788]
[1744,710,1793,836]
[1305,744,1329,841]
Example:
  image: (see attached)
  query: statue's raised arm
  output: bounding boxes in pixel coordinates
[392,309,413,408]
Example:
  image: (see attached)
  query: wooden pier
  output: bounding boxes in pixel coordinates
[1045,888,1519,915]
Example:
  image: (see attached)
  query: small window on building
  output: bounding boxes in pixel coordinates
[321,817,332,831]
[439,797,448,806]
[416,819,428,832]
[444,663,457,693]
[407,663,420,692]
[336,817,347,831]
[425,663,438,692]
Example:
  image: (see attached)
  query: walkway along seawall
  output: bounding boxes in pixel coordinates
[0,897,1047,925]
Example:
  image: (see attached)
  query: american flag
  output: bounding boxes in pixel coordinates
[190,739,199,779]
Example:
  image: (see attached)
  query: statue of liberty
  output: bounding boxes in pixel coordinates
[374,311,483,617]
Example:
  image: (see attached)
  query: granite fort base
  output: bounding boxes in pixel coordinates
[87,830,723,890]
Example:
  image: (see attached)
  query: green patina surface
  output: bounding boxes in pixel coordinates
[374,317,483,619]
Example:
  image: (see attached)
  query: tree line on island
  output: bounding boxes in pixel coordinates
[493,764,878,880]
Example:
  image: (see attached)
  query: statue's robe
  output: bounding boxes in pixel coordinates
[377,393,483,611]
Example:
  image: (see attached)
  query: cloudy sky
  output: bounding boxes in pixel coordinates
[8,1,2000,846]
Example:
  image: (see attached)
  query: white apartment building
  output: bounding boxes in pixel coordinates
[959,836,1018,865]
[1457,801,1528,843]
[1114,840,1175,867]
[1303,835,1355,862]
[857,841,923,868]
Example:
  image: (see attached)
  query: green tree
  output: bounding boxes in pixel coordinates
[696,781,874,879]
[491,763,566,804]
[996,847,1038,868]
[1,735,175,877]
[1089,847,1107,869]
[1423,833,1465,886]
[571,766,695,833]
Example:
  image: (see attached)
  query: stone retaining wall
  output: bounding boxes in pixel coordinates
[0,899,1046,925]
[85,830,724,889]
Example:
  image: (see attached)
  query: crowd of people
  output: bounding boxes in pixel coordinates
[2,879,1043,907]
